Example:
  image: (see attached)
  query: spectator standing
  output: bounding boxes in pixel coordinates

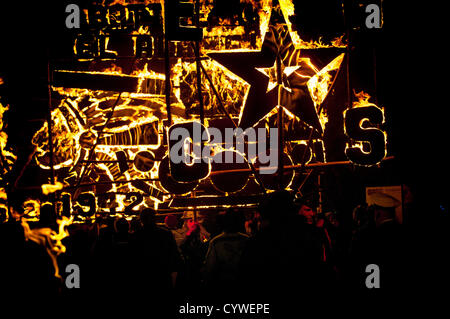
[203,208,249,296]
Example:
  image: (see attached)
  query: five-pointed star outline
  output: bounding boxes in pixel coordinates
[207,6,344,132]
[255,60,300,93]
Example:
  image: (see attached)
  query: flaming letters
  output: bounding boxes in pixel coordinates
[25,1,389,215]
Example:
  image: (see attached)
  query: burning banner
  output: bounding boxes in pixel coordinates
[4,0,388,219]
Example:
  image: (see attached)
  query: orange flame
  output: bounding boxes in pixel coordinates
[278,0,347,49]
[352,90,376,108]
[42,181,64,195]
[23,199,41,220]
[0,101,17,176]
[21,215,73,279]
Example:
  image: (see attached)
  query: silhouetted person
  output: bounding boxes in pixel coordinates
[244,210,260,236]
[203,208,249,296]
[350,201,406,292]
[179,218,208,298]
[239,191,324,305]
[113,217,130,244]
[0,214,60,301]
[109,217,132,288]
[165,214,185,250]
[130,208,183,304]
[296,196,339,287]
[371,204,405,289]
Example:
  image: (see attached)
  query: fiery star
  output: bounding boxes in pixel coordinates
[208,47,278,130]
[208,22,344,133]
[255,60,299,93]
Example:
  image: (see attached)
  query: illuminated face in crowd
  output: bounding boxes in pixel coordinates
[298,205,315,224]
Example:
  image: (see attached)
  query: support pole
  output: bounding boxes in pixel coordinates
[46,56,58,216]
[276,55,284,190]
[343,0,353,108]
[47,59,55,186]
[277,107,284,190]
[317,170,323,215]
[194,0,204,125]
[164,7,172,126]
[372,46,378,105]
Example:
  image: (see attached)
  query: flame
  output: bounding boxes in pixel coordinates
[31,0,351,214]
[0,100,17,177]
[23,199,41,220]
[201,0,273,52]
[297,35,347,49]
[0,187,6,201]
[132,26,151,55]
[0,187,8,221]
[36,63,167,175]
[32,106,82,170]
[306,53,345,128]
[21,215,73,279]
[0,83,17,223]
[278,0,346,49]
[108,0,161,6]
[37,62,173,212]
[133,63,166,94]
[174,59,250,117]
[100,63,123,75]
[42,181,64,195]
[344,90,387,165]
[352,90,376,108]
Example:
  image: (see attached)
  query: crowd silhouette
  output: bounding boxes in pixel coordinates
[0,188,442,315]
